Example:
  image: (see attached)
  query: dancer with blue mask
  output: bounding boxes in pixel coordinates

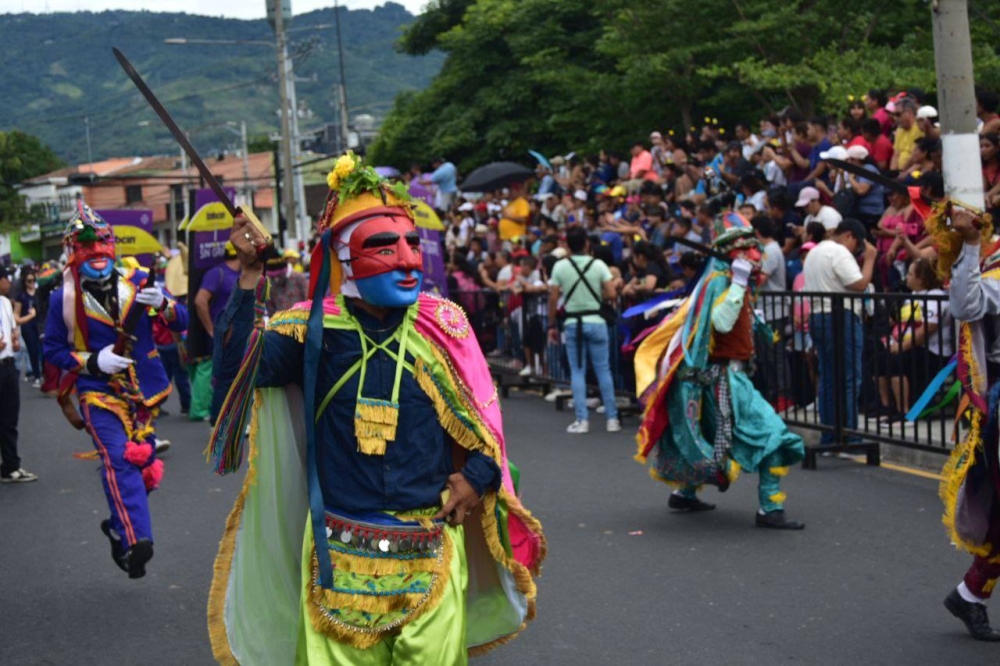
[43,204,188,578]
[207,154,546,664]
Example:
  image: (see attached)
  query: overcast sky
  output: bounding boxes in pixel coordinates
[0,0,426,19]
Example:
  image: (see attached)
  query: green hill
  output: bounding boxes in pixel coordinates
[0,4,441,164]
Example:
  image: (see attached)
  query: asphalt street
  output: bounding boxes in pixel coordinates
[2,385,997,665]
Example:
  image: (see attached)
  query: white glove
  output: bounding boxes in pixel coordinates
[135,286,165,310]
[97,344,134,375]
[731,258,753,287]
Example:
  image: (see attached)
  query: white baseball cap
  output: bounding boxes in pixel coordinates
[794,186,820,207]
[573,190,588,202]
[818,145,848,161]
[845,145,869,161]
[458,202,475,211]
[917,105,938,120]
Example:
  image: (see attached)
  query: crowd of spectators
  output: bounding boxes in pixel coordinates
[428,86,1000,429]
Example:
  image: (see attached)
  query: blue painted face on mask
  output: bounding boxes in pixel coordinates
[354,269,424,308]
[79,256,114,281]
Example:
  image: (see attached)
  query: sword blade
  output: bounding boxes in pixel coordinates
[113,47,238,217]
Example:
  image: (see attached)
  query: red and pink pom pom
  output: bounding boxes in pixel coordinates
[123,441,153,467]
[142,459,164,491]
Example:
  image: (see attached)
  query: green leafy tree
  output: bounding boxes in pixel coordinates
[0,130,63,230]
[374,0,1000,167]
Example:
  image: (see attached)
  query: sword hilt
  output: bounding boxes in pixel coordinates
[237,207,278,259]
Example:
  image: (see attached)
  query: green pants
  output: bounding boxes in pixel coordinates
[296,523,469,665]
[187,359,212,421]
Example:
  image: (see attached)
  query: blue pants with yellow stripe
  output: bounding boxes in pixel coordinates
[81,402,156,547]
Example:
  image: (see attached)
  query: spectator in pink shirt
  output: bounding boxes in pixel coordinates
[626,141,658,192]
[866,88,892,136]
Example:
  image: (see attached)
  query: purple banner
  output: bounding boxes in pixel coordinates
[195,187,236,211]
[192,230,231,270]
[97,208,153,232]
[98,209,155,265]
[418,228,447,298]
[408,176,435,207]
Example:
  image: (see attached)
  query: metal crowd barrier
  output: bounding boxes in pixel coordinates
[756,290,960,467]
[449,290,631,406]
[451,287,962,466]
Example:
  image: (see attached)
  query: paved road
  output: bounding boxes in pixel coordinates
[2,385,996,665]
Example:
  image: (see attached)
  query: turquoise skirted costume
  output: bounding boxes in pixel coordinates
[633,212,805,520]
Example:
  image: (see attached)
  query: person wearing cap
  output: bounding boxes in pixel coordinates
[633,212,805,529]
[283,247,304,273]
[890,98,924,172]
[0,264,36,484]
[43,204,188,577]
[917,105,940,141]
[207,153,545,663]
[802,218,877,448]
[265,250,310,315]
[843,145,885,228]
[796,185,842,235]
[649,131,669,178]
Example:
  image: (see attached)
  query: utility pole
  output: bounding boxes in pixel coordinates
[333,0,350,153]
[83,116,94,173]
[181,143,190,223]
[931,0,984,209]
[239,120,251,207]
[285,57,309,239]
[270,0,298,245]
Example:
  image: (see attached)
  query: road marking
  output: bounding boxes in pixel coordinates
[838,454,944,481]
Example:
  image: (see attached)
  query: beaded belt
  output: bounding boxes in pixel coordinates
[324,512,444,555]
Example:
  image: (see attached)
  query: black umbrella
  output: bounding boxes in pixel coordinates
[459,161,534,192]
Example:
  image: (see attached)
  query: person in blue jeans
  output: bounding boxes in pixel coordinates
[802,219,877,445]
[547,226,620,434]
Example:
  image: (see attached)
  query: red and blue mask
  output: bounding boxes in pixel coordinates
[64,205,116,281]
[337,214,423,308]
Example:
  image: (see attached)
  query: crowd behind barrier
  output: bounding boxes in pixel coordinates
[452,285,962,457]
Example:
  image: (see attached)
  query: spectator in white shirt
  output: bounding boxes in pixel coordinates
[0,265,36,483]
[802,219,877,446]
[796,186,843,235]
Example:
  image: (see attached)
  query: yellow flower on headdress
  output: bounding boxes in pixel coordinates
[848,94,856,101]
[327,151,358,190]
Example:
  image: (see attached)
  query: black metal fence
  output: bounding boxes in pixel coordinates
[450,290,631,410]
[452,288,961,462]
[756,289,960,465]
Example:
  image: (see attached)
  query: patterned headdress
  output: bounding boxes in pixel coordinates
[712,211,758,254]
[310,152,415,299]
[63,202,115,267]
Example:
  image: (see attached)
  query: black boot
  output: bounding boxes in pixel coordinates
[668,493,716,512]
[755,509,805,530]
[100,520,127,573]
[944,588,1000,641]
[122,540,154,579]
